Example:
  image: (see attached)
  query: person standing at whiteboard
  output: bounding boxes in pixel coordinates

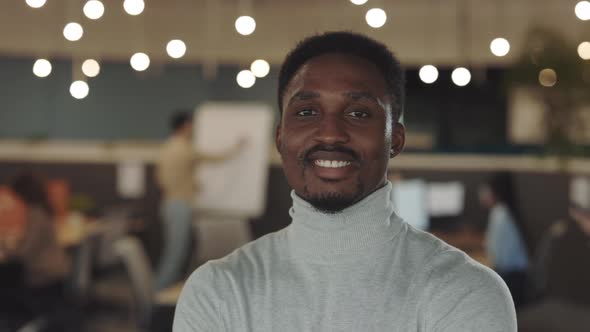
[155,111,244,291]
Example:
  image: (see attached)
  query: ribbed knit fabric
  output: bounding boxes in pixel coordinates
[174,182,517,332]
[287,183,400,263]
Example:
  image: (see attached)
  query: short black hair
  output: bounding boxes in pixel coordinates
[485,172,522,225]
[278,31,405,121]
[170,110,192,132]
[484,172,529,252]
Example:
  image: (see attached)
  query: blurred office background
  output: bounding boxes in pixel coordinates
[1,0,590,331]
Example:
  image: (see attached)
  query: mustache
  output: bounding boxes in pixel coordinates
[298,144,359,163]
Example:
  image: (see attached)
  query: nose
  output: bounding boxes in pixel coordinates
[314,114,350,145]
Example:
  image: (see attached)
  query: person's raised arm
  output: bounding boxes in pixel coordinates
[194,138,248,163]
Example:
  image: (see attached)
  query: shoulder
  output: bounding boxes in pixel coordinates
[178,228,287,298]
[174,229,287,330]
[174,261,222,331]
[211,228,287,274]
[403,226,516,331]
[407,225,512,306]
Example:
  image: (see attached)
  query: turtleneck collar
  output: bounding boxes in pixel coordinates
[287,181,403,264]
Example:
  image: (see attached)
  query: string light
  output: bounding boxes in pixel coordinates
[539,68,557,87]
[250,59,270,78]
[451,67,471,86]
[123,0,144,16]
[166,40,187,59]
[578,42,590,60]
[490,38,510,57]
[70,81,89,99]
[130,52,150,71]
[575,1,590,20]
[83,0,104,20]
[32,59,52,77]
[236,70,256,88]
[82,59,100,77]
[366,8,387,28]
[419,65,439,84]
[63,22,84,41]
[235,16,256,35]
[25,0,46,8]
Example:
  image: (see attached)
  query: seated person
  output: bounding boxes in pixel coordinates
[479,172,529,307]
[7,172,71,311]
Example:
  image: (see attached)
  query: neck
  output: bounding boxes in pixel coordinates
[287,182,402,263]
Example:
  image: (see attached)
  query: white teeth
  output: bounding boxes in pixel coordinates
[314,160,351,168]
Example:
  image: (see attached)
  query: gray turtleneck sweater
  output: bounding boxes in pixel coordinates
[173,183,516,331]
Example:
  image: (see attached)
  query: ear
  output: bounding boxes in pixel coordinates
[275,123,282,154]
[389,122,405,159]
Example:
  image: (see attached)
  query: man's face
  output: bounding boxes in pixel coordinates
[478,185,495,209]
[276,53,405,212]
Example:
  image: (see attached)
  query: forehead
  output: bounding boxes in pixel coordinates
[284,53,389,99]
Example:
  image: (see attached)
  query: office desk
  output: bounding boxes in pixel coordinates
[0,218,104,263]
[431,227,491,267]
[57,219,105,248]
[155,282,184,306]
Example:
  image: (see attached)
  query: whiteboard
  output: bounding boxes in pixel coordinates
[193,102,274,218]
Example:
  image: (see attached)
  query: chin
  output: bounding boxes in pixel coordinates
[304,191,358,214]
[302,181,364,214]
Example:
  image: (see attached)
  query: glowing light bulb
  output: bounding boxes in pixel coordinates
[490,38,510,57]
[26,0,46,8]
[419,65,439,84]
[130,52,150,71]
[451,67,471,86]
[235,16,256,35]
[539,68,557,87]
[166,39,187,59]
[63,22,84,41]
[575,1,590,20]
[82,59,100,77]
[32,59,52,77]
[83,0,104,20]
[236,70,256,88]
[578,42,590,60]
[250,59,270,78]
[123,0,144,16]
[366,8,387,28]
[70,80,89,99]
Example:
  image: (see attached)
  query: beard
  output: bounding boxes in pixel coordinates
[302,179,364,214]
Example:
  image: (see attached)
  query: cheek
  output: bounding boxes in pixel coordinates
[357,133,389,161]
[279,124,311,156]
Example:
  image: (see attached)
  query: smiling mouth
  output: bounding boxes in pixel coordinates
[314,160,352,168]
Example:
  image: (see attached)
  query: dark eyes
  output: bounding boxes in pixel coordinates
[295,108,318,117]
[347,110,369,118]
[293,108,370,119]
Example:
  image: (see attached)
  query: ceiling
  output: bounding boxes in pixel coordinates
[0,0,584,67]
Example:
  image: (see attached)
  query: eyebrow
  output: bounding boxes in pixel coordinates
[286,90,382,107]
[287,91,320,106]
[342,91,379,105]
